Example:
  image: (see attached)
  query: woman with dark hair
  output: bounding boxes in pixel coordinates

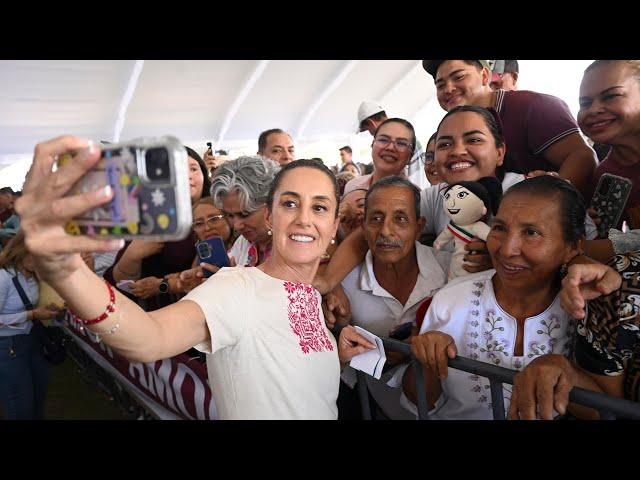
[342,118,418,196]
[17,139,375,419]
[103,145,208,310]
[404,175,586,419]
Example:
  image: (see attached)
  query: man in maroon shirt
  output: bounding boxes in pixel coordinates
[422,60,597,198]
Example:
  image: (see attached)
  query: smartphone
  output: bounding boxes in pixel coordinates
[61,136,192,241]
[389,322,414,341]
[196,237,230,277]
[589,173,633,238]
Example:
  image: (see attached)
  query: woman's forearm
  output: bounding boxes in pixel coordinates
[54,263,164,362]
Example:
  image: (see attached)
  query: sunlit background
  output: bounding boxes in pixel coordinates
[0,60,594,191]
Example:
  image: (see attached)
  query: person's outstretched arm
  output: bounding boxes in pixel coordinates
[16,135,209,362]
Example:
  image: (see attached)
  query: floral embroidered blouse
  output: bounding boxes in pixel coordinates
[418,269,575,420]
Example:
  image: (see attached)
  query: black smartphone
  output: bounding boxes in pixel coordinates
[389,322,414,341]
[196,237,230,277]
[590,173,633,238]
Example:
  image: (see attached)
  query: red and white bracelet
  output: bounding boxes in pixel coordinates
[69,279,116,325]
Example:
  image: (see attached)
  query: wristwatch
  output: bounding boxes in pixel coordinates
[158,277,170,294]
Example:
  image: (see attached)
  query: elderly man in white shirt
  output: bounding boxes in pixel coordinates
[341,176,450,419]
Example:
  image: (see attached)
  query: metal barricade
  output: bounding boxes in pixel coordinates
[355,338,640,420]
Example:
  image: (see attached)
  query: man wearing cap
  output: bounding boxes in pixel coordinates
[422,60,597,198]
[357,101,429,189]
[490,60,519,91]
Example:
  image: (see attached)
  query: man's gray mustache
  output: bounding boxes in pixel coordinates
[376,238,401,248]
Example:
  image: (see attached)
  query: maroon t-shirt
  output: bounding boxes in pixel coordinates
[592,151,640,230]
[494,89,580,174]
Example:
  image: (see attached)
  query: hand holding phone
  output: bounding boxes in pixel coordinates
[196,237,230,278]
[62,136,192,242]
[589,173,632,238]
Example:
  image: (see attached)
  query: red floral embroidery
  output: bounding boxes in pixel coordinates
[283,281,334,354]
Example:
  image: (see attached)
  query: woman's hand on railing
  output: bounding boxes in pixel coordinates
[508,354,577,420]
[560,263,622,319]
[410,331,457,380]
[338,325,376,364]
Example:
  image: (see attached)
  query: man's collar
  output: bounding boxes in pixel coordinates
[359,242,445,298]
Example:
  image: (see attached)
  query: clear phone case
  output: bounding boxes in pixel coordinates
[61,136,192,241]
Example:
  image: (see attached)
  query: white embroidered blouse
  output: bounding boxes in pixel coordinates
[418,269,575,420]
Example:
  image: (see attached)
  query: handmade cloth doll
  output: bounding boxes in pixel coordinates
[434,177,502,280]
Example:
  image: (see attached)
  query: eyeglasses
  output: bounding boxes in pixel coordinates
[422,152,435,165]
[193,214,226,230]
[373,136,413,153]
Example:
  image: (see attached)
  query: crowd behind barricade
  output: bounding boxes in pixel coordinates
[2,59,640,420]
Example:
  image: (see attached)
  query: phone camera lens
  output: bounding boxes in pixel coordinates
[599,177,612,195]
[197,242,211,258]
[145,148,170,181]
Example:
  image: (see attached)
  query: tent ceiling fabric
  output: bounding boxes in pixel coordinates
[0,60,436,165]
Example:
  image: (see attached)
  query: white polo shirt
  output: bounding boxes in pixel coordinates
[341,242,450,419]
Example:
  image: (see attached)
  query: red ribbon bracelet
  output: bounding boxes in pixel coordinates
[69,280,116,325]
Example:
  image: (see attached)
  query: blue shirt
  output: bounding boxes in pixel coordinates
[0,268,39,337]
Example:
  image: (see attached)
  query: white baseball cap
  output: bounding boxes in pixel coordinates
[357,100,386,131]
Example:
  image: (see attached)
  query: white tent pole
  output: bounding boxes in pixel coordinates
[113,60,145,143]
[216,60,271,148]
[294,60,359,143]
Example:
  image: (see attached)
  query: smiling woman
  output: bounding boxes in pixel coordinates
[16,138,377,420]
[342,118,417,196]
[404,175,587,419]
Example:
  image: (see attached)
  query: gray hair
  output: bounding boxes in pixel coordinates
[365,176,421,220]
[210,155,280,212]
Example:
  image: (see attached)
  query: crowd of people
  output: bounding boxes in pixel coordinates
[1,59,639,420]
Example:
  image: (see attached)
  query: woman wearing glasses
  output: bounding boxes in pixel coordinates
[342,118,417,196]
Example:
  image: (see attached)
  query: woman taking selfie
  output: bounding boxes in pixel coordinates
[16,140,374,420]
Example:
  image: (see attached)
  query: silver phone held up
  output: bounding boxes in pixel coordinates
[60,136,193,241]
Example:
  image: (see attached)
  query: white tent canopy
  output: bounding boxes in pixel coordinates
[0,60,592,190]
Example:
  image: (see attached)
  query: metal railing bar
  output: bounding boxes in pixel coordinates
[489,379,506,420]
[375,337,640,420]
[411,358,430,420]
[356,370,372,420]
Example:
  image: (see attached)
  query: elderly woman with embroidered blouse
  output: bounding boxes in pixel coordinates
[15,137,375,420]
[403,175,586,419]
